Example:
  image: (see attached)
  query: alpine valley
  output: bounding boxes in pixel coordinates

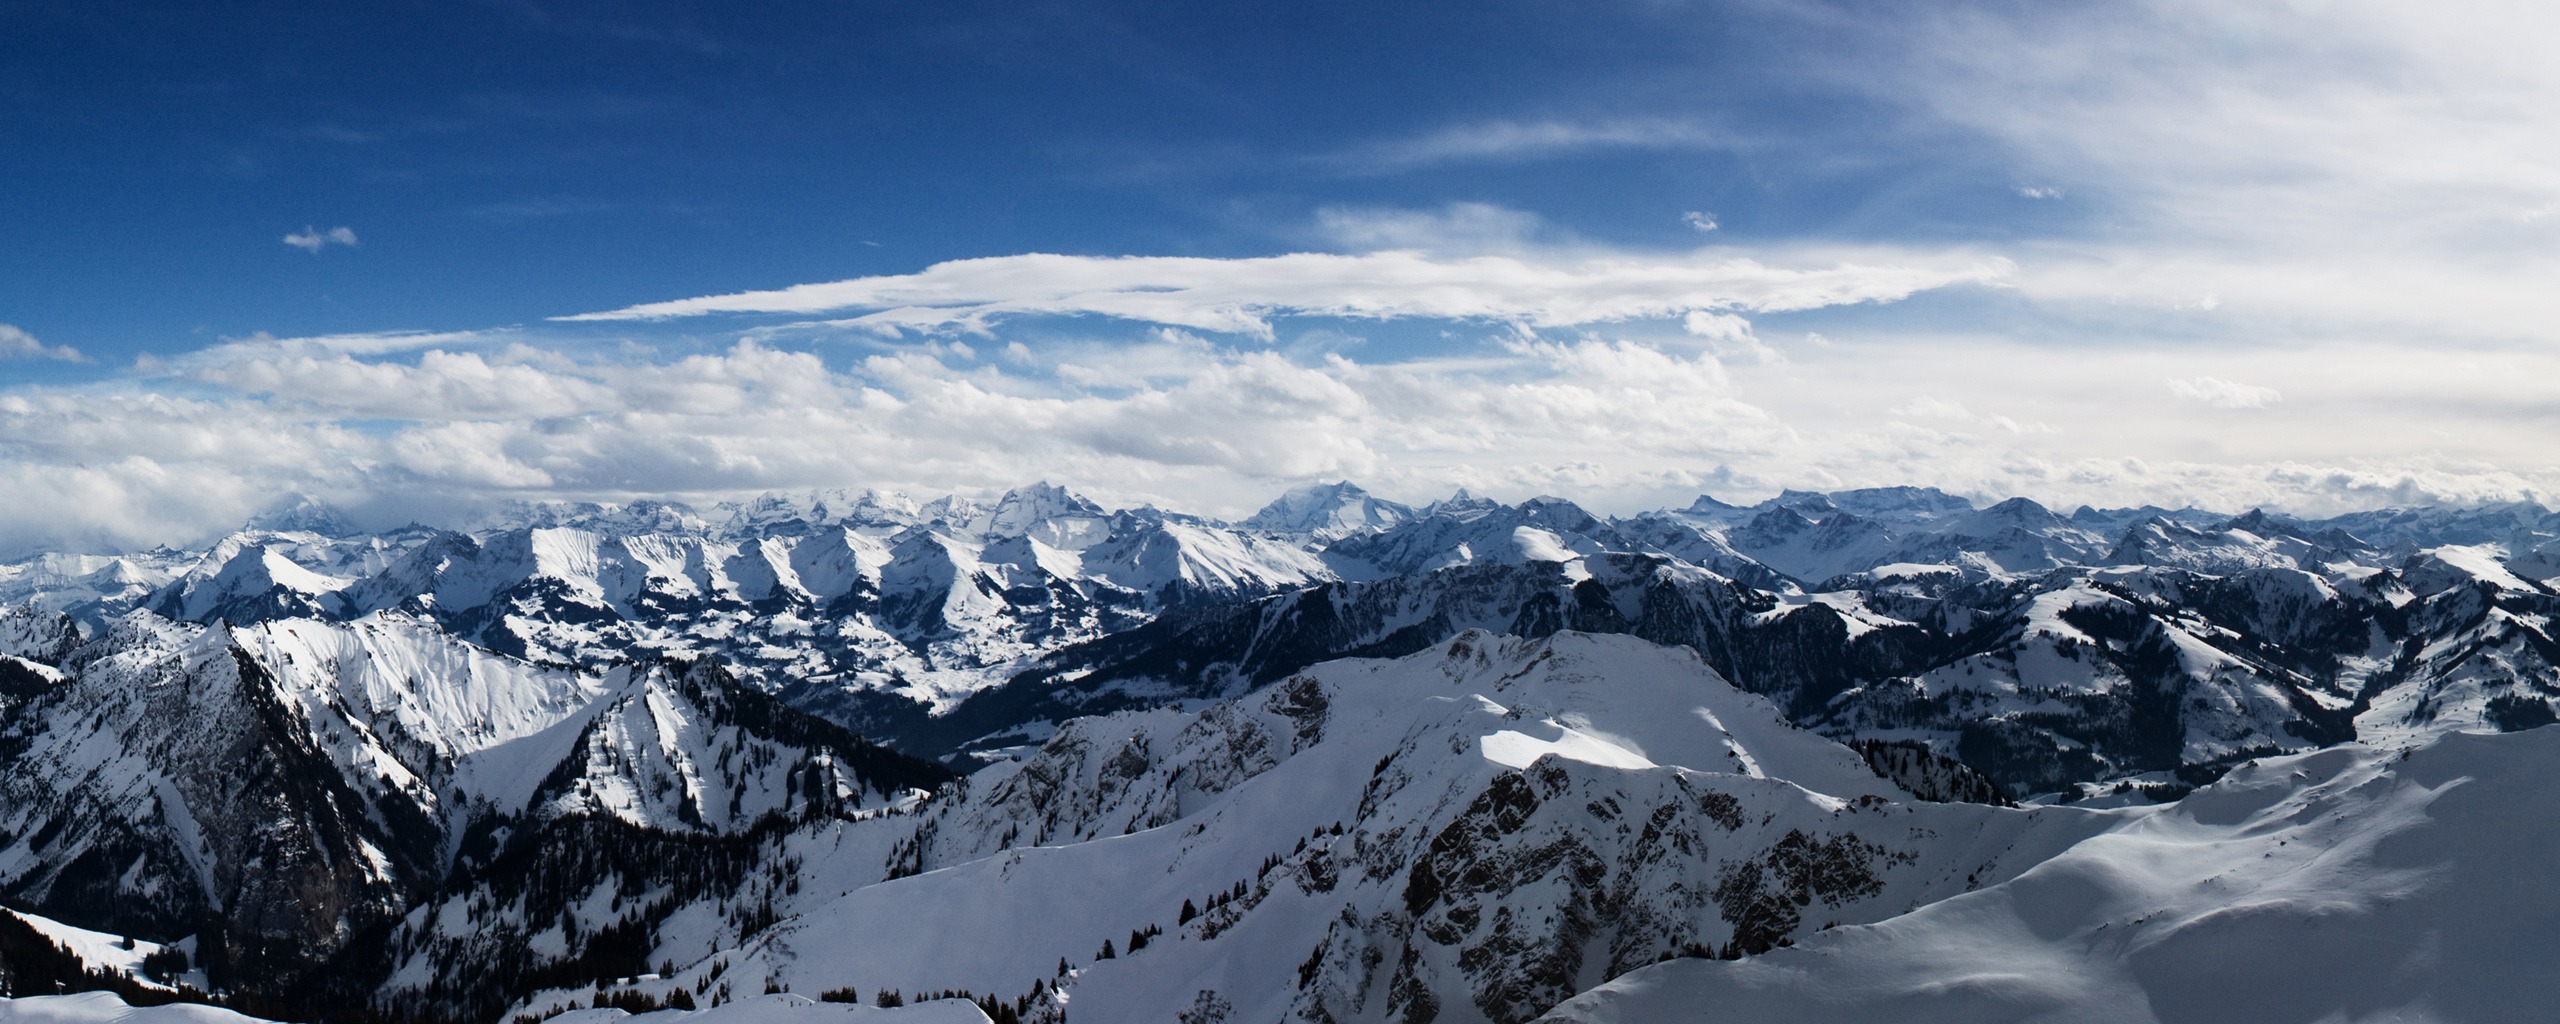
[3,481,2557,1024]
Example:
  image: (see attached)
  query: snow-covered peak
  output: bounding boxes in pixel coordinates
[719,488,927,538]
[2107,515,2321,575]
[245,494,364,537]
[2400,543,2549,598]
[0,601,82,664]
[1822,485,1976,523]
[475,499,713,536]
[1767,488,1839,517]
[1240,480,1417,541]
[975,483,1109,543]
[1325,495,1628,577]
[1423,487,1503,520]
[533,658,947,833]
[1967,495,2064,526]
[148,536,354,623]
[1658,492,1755,528]
[1078,520,1331,596]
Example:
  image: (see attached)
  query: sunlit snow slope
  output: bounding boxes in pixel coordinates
[1541,729,2560,1024]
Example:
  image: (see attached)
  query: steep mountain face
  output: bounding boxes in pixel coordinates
[0,610,948,1014]
[106,486,1349,733]
[0,604,80,664]
[915,495,2557,798]
[458,631,2104,1024]
[14,484,2556,803]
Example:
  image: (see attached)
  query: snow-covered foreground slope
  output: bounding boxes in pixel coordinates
[0,992,992,1024]
[549,994,990,1024]
[486,631,2104,1024]
[1541,727,2560,1024]
[0,906,206,994]
[0,993,272,1024]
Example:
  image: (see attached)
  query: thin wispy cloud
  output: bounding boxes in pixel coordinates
[1682,211,1719,232]
[1854,0,2560,340]
[283,225,359,253]
[0,324,86,362]
[1327,117,1727,173]
[559,246,2009,338]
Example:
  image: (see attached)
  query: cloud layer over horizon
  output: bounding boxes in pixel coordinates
[2,296,2552,556]
[3,0,2556,556]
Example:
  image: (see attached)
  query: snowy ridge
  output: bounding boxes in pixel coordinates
[532,659,926,833]
[469,632,2110,1024]
[1,483,2558,1021]
[8,483,2558,785]
[1540,728,2560,1023]
[0,611,948,1008]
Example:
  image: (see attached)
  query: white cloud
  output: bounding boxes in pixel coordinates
[283,225,359,252]
[1848,0,2560,341]
[1682,211,1720,232]
[3,316,2555,558]
[1333,117,1725,171]
[0,324,85,362]
[2167,375,2283,409]
[560,247,2009,339]
[1313,203,1546,253]
[1680,310,1781,364]
[2015,186,2063,200]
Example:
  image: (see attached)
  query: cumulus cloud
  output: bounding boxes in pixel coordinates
[0,324,85,362]
[2,314,2554,558]
[1680,310,1781,364]
[283,225,359,252]
[2167,375,2283,409]
[1682,211,1720,232]
[560,247,2009,339]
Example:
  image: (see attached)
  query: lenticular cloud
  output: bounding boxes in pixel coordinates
[560,248,2010,337]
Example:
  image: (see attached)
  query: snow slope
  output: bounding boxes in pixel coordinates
[547,994,990,1024]
[0,906,205,993]
[0,993,272,1024]
[1541,728,2560,1023]
[504,631,2108,1024]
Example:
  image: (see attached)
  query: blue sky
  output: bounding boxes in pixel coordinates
[3,0,2557,552]
[5,0,1967,353]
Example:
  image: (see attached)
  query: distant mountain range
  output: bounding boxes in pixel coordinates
[3,482,2556,1023]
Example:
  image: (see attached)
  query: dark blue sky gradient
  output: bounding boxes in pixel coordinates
[0,1,2045,363]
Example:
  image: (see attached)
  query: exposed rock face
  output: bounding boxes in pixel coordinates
[0,612,949,1014]
[945,540,2558,798]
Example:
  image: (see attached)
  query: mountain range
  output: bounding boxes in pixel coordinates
[3,481,2556,1023]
